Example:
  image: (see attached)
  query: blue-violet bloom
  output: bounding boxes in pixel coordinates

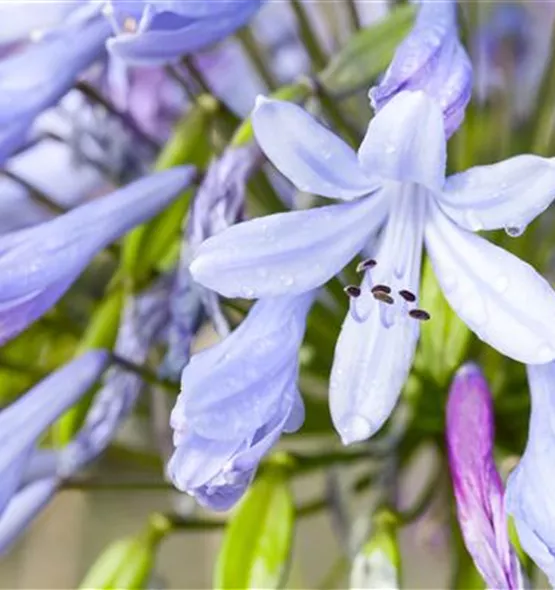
[0,350,108,518]
[168,292,313,510]
[104,0,264,65]
[0,166,194,345]
[447,363,524,589]
[370,0,472,138]
[506,361,555,585]
[191,90,555,445]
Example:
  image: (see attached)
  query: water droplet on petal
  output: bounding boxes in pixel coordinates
[280,274,295,287]
[505,224,526,238]
[241,286,255,298]
[465,210,483,231]
[537,344,555,363]
[385,144,396,155]
[494,275,509,293]
[337,414,374,445]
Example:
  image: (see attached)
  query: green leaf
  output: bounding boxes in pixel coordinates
[214,468,295,589]
[416,258,472,387]
[319,4,416,97]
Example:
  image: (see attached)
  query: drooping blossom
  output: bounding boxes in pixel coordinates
[0,351,108,520]
[168,292,314,510]
[104,1,264,65]
[0,280,170,554]
[506,362,555,585]
[447,364,524,589]
[0,165,195,346]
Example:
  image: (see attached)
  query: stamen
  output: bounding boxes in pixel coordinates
[372,292,394,305]
[356,258,377,273]
[123,16,138,33]
[371,284,391,295]
[399,289,416,303]
[409,309,431,321]
[344,285,361,298]
[349,297,370,323]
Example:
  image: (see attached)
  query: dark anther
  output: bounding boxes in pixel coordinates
[344,285,361,298]
[399,289,416,303]
[371,284,391,295]
[373,292,394,305]
[356,258,377,273]
[409,309,431,321]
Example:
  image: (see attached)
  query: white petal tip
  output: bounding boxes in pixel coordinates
[337,414,374,445]
[254,94,271,109]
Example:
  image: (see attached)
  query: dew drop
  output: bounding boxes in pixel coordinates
[241,286,255,297]
[338,414,374,445]
[385,144,396,155]
[537,344,555,363]
[464,210,483,231]
[504,224,526,238]
[280,274,295,287]
[494,275,509,293]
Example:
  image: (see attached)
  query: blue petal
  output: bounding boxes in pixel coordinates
[425,202,555,364]
[0,167,194,344]
[370,0,472,138]
[330,184,425,444]
[190,191,389,299]
[0,478,58,556]
[438,155,555,231]
[506,362,555,585]
[252,97,379,200]
[359,91,446,192]
[106,1,262,65]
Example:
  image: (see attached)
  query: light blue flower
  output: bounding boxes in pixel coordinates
[0,350,108,519]
[104,0,264,65]
[506,361,555,585]
[168,292,313,510]
[0,6,111,163]
[370,0,472,138]
[447,364,524,589]
[191,90,555,445]
[0,166,194,346]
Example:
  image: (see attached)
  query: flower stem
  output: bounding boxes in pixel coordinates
[290,0,328,70]
[345,0,361,32]
[237,28,279,90]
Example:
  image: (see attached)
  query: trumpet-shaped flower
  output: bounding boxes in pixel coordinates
[191,89,555,445]
[0,7,111,163]
[370,0,472,138]
[447,364,523,589]
[506,362,555,585]
[168,292,313,510]
[0,166,195,345]
[104,0,264,65]
[0,350,108,518]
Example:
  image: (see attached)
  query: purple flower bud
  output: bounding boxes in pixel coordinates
[0,350,108,518]
[104,0,264,65]
[446,363,523,589]
[0,9,111,163]
[370,0,473,138]
[167,292,314,510]
[506,362,555,585]
[0,166,194,345]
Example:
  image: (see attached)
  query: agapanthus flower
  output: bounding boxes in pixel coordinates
[162,145,259,380]
[447,363,524,589]
[0,165,195,346]
[0,281,170,554]
[191,88,555,445]
[506,361,555,585]
[370,0,473,138]
[104,0,264,65]
[168,292,314,510]
[0,350,108,519]
[0,6,111,163]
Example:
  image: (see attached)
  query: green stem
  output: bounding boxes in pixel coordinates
[237,28,279,90]
[290,0,328,70]
[345,0,361,32]
[531,18,555,155]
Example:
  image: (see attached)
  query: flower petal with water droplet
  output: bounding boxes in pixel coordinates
[190,190,389,299]
[425,202,555,363]
[438,155,555,231]
[252,96,380,200]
